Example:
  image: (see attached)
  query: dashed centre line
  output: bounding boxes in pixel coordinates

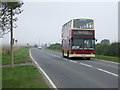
[69,60,77,63]
[80,63,93,67]
[97,68,118,77]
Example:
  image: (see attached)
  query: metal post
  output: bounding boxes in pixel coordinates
[10,8,14,67]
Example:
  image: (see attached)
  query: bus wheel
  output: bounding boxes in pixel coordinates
[67,51,69,58]
[62,50,65,58]
[87,58,90,60]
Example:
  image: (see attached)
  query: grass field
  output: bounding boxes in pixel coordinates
[2,65,48,88]
[0,55,2,65]
[95,55,119,63]
[45,48,119,63]
[2,47,32,65]
[2,47,49,88]
[45,48,61,52]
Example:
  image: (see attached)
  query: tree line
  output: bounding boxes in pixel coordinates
[48,42,119,57]
[48,43,61,50]
[95,42,119,57]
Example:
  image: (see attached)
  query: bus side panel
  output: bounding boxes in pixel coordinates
[62,30,71,56]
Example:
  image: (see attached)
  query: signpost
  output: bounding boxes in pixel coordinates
[15,40,18,44]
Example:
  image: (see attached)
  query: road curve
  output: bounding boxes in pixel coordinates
[30,48,118,88]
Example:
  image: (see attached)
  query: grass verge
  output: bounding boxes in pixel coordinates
[2,47,49,88]
[2,47,32,65]
[45,48,61,52]
[95,55,119,63]
[45,48,119,63]
[2,65,48,88]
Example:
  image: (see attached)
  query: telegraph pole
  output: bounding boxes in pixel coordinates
[39,38,40,47]
[10,8,14,67]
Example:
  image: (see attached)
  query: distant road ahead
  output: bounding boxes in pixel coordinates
[30,48,118,88]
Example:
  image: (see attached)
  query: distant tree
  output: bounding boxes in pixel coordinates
[95,42,119,57]
[27,43,29,47]
[101,39,110,44]
[95,43,109,55]
[48,43,61,50]
[107,42,118,56]
[45,44,48,48]
[34,44,38,48]
[118,42,120,58]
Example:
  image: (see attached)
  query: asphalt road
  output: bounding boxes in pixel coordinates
[30,48,118,88]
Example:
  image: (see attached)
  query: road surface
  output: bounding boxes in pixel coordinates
[30,48,118,88]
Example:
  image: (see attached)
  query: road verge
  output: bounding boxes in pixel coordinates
[29,49,58,89]
[2,47,48,88]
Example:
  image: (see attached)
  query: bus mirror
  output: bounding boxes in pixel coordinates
[69,39,70,42]
[95,39,97,42]
[69,39,70,45]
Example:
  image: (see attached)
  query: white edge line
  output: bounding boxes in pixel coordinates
[29,49,57,89]
[95,59,119,64]
[97,68,118,77]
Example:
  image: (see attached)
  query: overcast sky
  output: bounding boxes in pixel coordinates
[1,1,118,46]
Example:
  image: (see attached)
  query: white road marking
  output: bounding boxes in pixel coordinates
[95,59,119,64]
[29,49,58,89]
[63,58,68,61]
[56,56,61,59]
[69,60,77,63]
[80,63,93,67]
[97,68,118,77]
[40,50,63,59]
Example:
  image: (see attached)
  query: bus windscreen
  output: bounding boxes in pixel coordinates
[71,38,95,50]
[73,19,94,29]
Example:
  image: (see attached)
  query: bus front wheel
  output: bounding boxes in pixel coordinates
[67,51,69,58]
[62,50,65,58]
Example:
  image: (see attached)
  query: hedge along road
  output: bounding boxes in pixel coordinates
[30,48,118,88]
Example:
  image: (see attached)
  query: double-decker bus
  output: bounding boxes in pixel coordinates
[61,18,95,59]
